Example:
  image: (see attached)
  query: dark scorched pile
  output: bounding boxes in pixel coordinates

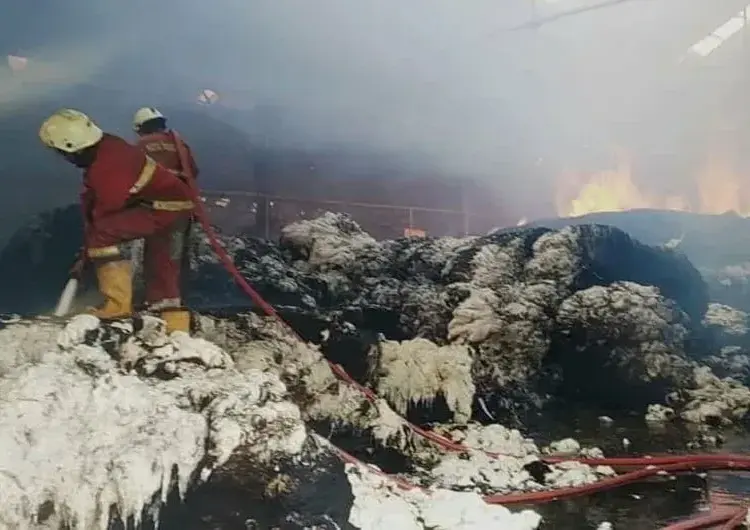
[1,206,745,429]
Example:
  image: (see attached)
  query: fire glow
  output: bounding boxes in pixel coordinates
[555,153,750,218]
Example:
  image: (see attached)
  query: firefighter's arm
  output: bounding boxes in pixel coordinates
[86,163,134,220]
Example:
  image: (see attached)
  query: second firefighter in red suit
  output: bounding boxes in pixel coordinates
[38,108,195,333]
[132,107,198,296]
[131,107,199,181]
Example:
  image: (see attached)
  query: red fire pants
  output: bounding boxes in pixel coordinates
[85,206,192,307]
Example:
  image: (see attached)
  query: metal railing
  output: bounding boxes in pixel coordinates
[200,189,502,239]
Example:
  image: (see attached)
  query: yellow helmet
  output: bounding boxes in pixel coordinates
[133,107,165,130]
[39,109,103,153]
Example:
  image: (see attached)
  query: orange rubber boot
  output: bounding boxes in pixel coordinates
[87,260,133,319]
[160,309,191,334]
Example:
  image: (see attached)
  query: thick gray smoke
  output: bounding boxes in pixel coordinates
[1,0,749,231]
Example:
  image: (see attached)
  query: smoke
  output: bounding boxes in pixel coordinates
[0,46,106,110]
[2,0,750,224]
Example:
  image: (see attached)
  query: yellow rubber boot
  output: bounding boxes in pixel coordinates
[160,309,191,334]
[87,260,133,320]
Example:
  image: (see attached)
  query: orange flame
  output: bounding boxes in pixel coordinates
[695,153,750,216]
[555,153,750,218]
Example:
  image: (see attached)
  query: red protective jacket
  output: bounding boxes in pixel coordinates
[80,134,193,226]
[136,130,199,180]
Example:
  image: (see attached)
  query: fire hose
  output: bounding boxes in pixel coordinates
[723,509,750,530]
[41,134,725,529]
[662,510,747,530]
[184,189,750,528]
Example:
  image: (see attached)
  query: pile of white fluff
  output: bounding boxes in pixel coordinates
[373,338,475,423]
[422,424,614,494]
[346,464,542,530]
[556,281,692,383]
[280,211,379,270]
[703,303,749,337]
[678,366,750,425]
[197,312,415,450]
[0,314,307,529]
[445,228,581,388]
[0,313,549,530]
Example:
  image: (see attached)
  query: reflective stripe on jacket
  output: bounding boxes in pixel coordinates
[136,130,199,180]
[82,134,194,222]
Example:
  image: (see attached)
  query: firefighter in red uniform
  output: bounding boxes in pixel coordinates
[132,107,198,295]
[132,107,198,180]
[38,108,194,333]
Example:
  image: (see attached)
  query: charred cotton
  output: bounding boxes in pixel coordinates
[5,206,750,528]
[0,208,746,428]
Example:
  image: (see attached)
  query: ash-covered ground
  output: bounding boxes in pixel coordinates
[0,206,749,529]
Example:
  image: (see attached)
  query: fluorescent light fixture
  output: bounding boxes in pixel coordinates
[689,5,748,57]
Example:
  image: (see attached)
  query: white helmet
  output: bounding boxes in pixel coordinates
[39,109,103,153]
[133,107,165,130]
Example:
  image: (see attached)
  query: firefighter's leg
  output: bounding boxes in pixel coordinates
[86,208,182,320]
[82,233,133,320]
[143,214,191,333]
[87,258,133,319]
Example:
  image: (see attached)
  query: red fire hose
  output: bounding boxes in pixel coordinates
[172,135,749,529]
[663,510,744,530]
[189,194,750,527]
[722,508,749,530]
